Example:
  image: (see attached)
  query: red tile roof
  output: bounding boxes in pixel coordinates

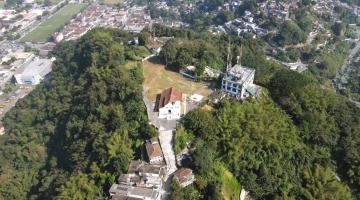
[145,140,163,161]
[174,168,193,183]
[159,87,182,108]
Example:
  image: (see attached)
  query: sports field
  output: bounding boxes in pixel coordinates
[22,3,87,42]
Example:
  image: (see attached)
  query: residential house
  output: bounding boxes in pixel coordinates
[173,168,195,188]
[109,184,161,200]
[158,87,182,120]
[119,160,165,189]
[145,138,164,164]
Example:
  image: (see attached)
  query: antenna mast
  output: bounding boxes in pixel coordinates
[226,37,231,75]
[237,45,242,66]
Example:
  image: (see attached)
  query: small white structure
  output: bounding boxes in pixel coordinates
[53,32,64,43]
[189,94,203,102]
[14,58,52,85]
[221,64,258,99]
[0,125,5,135]
[0,70,10,78]
[158,87,182,120]
[204,66,222,78]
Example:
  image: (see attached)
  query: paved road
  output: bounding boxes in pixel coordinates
[0,85,35,119]
[142,90,178,199]
[159,129,177,200]
[142,78,202,199]
[333,33,360,106]
[267,56,308,72]
[334,39,360,89]
[17,0,68,41]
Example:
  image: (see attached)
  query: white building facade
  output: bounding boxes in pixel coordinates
[158,87,182,120]
[159,101,181,120]
[221,64,257,99]
[14,58,53,85]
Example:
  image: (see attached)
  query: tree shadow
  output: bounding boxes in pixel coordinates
[146,56,179,73]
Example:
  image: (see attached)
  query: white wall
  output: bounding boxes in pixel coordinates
[159,101,181,120]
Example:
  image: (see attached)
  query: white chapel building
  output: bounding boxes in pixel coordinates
[158,87,182,120]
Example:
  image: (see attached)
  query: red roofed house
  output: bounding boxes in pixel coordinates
[145,138,164,164]
[173,168,195,187]
[158,87,182,120]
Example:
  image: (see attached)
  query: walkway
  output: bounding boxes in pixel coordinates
[159,129,177,199]
[143,90,178,199]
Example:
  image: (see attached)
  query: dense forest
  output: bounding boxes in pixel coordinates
[0,24,359,200]
[0,28,155,199]
[140,26,360,199]
[142,24,280,83]
[173,72,360,200]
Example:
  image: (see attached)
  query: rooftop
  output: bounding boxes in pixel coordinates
[174,168,193,179]
[141,164,164,175]
[127,160,144,174]
[109,184,159,199]
[174,168,194,184]
[145,139,163,161]
[227,64,255,84]
[159,87,182,108]
[17,58,52,77]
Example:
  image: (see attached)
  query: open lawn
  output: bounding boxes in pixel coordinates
[143,57,213,100]
[221,168,241,200]
[100,0,123,5]
[22,3,87,42]
[35,0,62,5]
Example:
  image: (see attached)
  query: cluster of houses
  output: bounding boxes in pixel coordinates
[123,6,152,33]
[0,0,67,40]
[53,4,152,42]
[109,137,195,200]
[147,1,192,27]
[312,0,359,23]
[0,8,43,38]
[0,48,54,86]
[258,0,292,22]
[221,11,267,38]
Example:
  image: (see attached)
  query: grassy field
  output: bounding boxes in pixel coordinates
[222,168,241,200]
[143,57,213,100]
[35,0,62,5]
[22,3,87,42]
[214,163,241,200]
[100,0,123,5]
